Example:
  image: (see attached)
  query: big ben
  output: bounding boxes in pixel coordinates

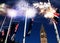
[40,25,47,43]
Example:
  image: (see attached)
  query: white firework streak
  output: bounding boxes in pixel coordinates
[0,16,6,31]
[59,40,60,43]
[16,1,37,43]
[4,18,13,43]
[23,14,27,43]
[53,21,60,43]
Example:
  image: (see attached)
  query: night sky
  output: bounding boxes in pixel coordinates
[0,0,60,43]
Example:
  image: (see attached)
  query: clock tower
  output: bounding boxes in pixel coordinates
[40,25,47,43]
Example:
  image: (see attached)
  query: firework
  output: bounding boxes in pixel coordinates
[4,8,18,43]
[23,14,27,43]
[0,16,6,32]
[4,18,13,43]
[33,1,60,21]
[53,21,60,43]
[25,7,37,18]
[0,3,7,14]
[7,9,17,18]
[15,1,37,43]
[0,3,10,15]
[59,39,60,43]
[15,0,37,18]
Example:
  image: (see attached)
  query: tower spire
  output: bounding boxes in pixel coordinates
[40,24,47,43]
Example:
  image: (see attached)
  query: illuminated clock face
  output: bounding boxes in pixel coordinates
[41,33,44,35]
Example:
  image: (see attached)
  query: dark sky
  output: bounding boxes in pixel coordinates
[0,0,60,43]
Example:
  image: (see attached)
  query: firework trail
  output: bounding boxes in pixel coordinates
[53,21,59,43]
[0,16,6,31]
[59,40,60,43]
[4,18,13,43]
[15,1,37,43]
[23,14,27,43]
[4,8,18,43]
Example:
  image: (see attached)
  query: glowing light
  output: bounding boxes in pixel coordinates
[53,21,60,43]
[33,2,57,19]
[16,0,29,10]
[39,2,43,5]
[44,6,56,18]
[0,3,6,14]
[26,7,37,18]
[7,9,17,18]
[15,0,37,18]
[44,2,49,8]
[44,12,54,18]
[33,3,39,8]
[15,0,29,17]
[0,3,6,8]
[59,39,60,43]
[33,2,44,9]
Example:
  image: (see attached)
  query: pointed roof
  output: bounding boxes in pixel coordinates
[40,24,47,38]
[40,24,45,33]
